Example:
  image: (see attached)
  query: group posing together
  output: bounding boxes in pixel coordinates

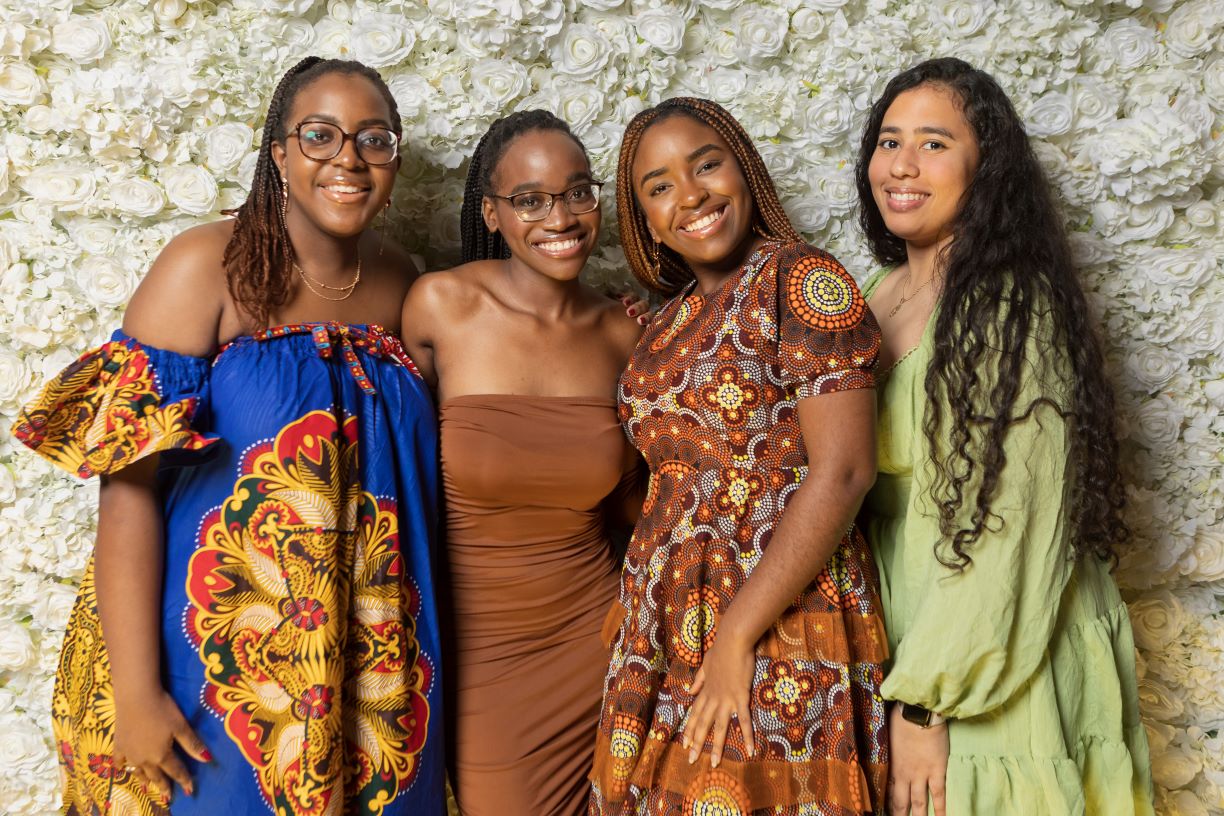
[15,55,1153,816]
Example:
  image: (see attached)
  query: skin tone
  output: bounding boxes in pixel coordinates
[630,115,878,768]
[401,128,642,405]
[863,83,981,816]
[99,71,417,803]
[865,84,980,372]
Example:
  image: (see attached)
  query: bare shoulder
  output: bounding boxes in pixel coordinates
[403,260,496,319]
[590,286,645,359]
[122,219,233,356]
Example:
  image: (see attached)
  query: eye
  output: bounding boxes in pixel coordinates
[648,181,671,197]
[567,185,595,203]
[514,194,543,209]
[922,139,946,150]
[877,138,899,150]
[696,160,721,174]
[359,129,395,148]
[301,127,335,145]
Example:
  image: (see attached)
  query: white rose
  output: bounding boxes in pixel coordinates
[161,166,217,216]
[109,177,165,218]
[1100,18,1159,71]
[1131,394,1184,447]
[1143,247,1214,291]
[1137,677,1185,722]
[803,93,854,143]
[1090,199,1174,245]
[313,18,350,57]
[204,122,254,173]
[77,256,137,308]
[706,68,749,106]
[22,165,96,212]
[1167,791,1210,816]
[237,150,261,191]
[0,350,31,406]
[1178,310,1224,356]
[789,7,829,40]
[1069,77,1121,131]
[351,10,416,68]
[22,104,53,134]
[1066,233,1115,267]
[153,0,188,25]
[734,6,787,65]
[1183,528,1224,582]
[934,0,995,38]
[0,62,42,105]
[555,23,612,81]
[1130,591,1188,653]
[30,581,77,630]
[526,79,605,133]
[786,197,831,234]
[469,58,529,110]
[1025,91,1073,138]
[634,8,686,55]
[1202,55,1224,109]
[0,713,48,775]
[68,218,117,253]
[51,15,111,63]
[1125,345,1179,391]
[0,619,33,671]
[260,0,315,14]
[1152,742,1202,790]
[1165,0,1218,59]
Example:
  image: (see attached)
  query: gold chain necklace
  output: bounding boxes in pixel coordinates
[889,272,935,318]
[294,256,361,302]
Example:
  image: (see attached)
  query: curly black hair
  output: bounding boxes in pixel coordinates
[855,57,1125,567]
[459,110,588,263]
[222,57,401,327]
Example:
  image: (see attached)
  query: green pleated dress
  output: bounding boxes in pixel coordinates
[861,269,1154,815]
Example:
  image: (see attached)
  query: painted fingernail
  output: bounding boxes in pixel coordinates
[627,307,637,316]
[186,783,195,796]
[638,316,647,324]
[200,749,213,762]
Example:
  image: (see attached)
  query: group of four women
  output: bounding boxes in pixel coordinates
[15,54,1153,816]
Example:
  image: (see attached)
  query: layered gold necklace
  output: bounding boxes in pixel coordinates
[294,255,361,301]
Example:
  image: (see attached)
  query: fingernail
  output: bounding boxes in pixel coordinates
[201,749,213,762]
[638,316,647,324]
[627,307,637,316]
[688,750,697,764]
[711,754,720,768]
[186,783,194,797]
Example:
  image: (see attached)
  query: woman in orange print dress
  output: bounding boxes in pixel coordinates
[590,97,888,816]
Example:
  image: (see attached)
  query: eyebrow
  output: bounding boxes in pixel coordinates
[879,125,957,139]
[506,171,593,196]
[637,143,722,189]
[297,113,394,129]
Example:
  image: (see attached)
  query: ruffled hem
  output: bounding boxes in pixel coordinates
[12,332,217,478]
[591,729,883,813]
[943,736,1154,816]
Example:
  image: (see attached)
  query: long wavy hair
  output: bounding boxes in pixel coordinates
[855,57,1125,567]
[616,97,801,296]
[221,57,401,327]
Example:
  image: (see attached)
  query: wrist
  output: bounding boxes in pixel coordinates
[898,702,948,728]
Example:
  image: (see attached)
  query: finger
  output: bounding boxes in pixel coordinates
[173,719,213,764]
[626,305,638,317]
[910,781,928,816]
[931,780,947,816]
[889,777,911,815]
[620,293,633,305]
[161,751,195,797]
[631,298,649,313]
[687,669,705,697]
[144,766,173,805]
[737,704,755,757]
[685,699,715,764]
[709,710,732,768]
[637,315,650,325]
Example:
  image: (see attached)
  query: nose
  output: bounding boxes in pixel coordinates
[331,134,366,169]
[674,174,707,209]
[542,193,579,231]
[890,144,918,179]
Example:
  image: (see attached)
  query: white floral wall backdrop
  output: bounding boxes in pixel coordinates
[0,0,1220,811]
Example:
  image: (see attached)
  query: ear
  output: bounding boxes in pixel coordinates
[271,140,288,182]
[645,221,660,243]
[482,196,499,234]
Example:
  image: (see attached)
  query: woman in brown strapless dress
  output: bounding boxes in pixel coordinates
[401,110,646,815]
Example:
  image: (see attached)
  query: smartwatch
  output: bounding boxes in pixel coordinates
[900,702,947,728]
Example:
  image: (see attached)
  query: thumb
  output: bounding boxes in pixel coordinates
[173,717,213,764]
[687,668,705,697]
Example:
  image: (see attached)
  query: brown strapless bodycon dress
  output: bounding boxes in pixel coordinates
[440,394,640,816]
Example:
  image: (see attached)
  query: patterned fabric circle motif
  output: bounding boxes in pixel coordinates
[786,254,866,332]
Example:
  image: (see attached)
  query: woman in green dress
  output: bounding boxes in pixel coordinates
[853,58,1153,815]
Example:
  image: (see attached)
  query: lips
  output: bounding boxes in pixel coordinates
[884,189,929,212]
[319,179,371,204]
[677,205,727,237]
[531,233,587,259]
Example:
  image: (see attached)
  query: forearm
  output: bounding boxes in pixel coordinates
[94,456,166,705]
[718,467,872,649]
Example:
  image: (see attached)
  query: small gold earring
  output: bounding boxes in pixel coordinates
[650,240,661,284]
[280,177,289,227]
[379,200,390,256]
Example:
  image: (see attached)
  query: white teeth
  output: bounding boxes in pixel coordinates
[326,184,364,193]
[681,208,723,232]
[537,238,580,251]
[889,192,926,201]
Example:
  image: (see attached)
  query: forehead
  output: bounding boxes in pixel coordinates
[634,114,730,169]
[494,129,590,185]
[287,72,393,126]
[882,85,970,131]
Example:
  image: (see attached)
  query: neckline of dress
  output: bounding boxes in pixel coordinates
[439,392,616,410]
[679,238,784,302]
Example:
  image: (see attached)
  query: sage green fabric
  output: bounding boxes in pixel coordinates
[861,268,1154,815]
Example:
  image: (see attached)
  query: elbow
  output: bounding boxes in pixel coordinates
[810,457,877,505]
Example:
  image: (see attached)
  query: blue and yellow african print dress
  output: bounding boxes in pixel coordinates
[14,323,445,816]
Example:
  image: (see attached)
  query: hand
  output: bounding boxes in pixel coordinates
[681,636,755,768]
[114,688,211,803]
[887,703,949,816]
[617,292,654,326]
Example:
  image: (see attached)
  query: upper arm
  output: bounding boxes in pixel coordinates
[796,389,877,490]
[122,222,230,357]
[400,271,448,388]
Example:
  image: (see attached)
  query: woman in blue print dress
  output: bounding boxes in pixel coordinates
[13,58,445,814]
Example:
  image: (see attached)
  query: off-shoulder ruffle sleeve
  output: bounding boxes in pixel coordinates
[12,329,218,478]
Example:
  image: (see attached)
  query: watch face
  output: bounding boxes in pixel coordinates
[901,703,932,727]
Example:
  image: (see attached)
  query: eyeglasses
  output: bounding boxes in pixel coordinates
[489,182,604,222]
[288,121,400,166]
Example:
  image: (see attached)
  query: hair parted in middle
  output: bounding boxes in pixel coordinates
[460,109,590,264]
[615,97,801,297]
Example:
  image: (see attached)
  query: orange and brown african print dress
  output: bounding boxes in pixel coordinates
[590,240,888,816]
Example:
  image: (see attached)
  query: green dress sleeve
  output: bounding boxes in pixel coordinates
[879,327,1078,720]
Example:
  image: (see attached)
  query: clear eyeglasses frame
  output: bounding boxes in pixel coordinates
[488,182,605,222]
[288,120,400,166]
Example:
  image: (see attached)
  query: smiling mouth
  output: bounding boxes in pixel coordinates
[679,206,726,233]
[887,191,928,202]
[324,183,369,194]
[531,235,586,258]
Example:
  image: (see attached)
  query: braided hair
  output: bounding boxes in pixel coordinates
[855,57,1125,567]
[615,97,800,296]
[460,110,589,263]
[221,57,401,328]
